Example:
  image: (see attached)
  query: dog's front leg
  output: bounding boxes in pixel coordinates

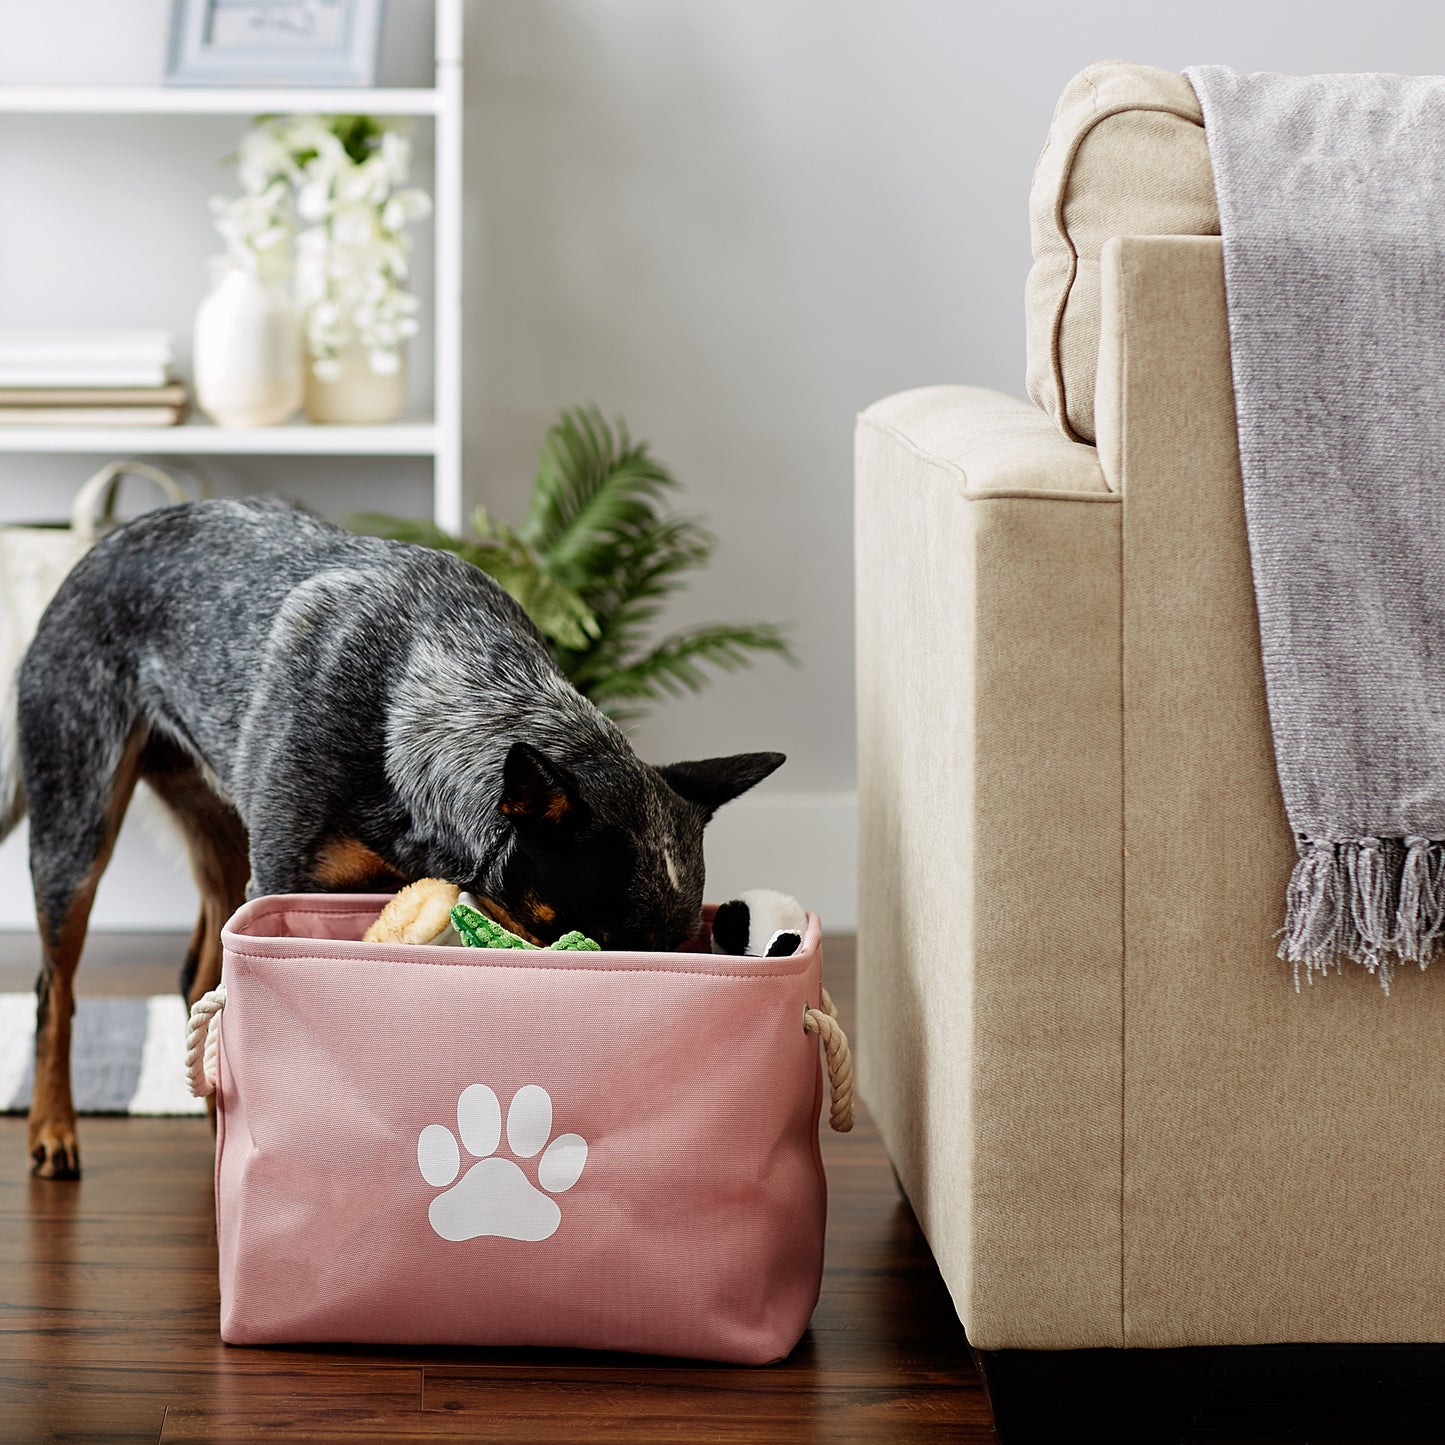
[30,949,81,1179]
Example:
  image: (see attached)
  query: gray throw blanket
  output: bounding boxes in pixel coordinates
[1185,66,1445,991]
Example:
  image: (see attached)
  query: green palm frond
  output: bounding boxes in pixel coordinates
[562,517,710,644]
[476,550,598,652]
[558,520,712,689]
[347,405,792,721]
[586,623,796,717]
[521,406,677,587]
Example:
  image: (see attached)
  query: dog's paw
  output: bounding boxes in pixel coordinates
[28,1121,81,1180]
[417,1083,587,1242]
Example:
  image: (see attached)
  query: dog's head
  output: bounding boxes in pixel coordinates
[476,741,784,951]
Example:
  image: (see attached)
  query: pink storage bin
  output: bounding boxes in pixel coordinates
[202,894,843,1364]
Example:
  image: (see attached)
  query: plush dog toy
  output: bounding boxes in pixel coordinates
[365,878,471,945]
[365,879,600,951]
[711,888,807,957]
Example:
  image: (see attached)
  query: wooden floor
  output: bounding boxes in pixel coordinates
[3,935,1445,1443]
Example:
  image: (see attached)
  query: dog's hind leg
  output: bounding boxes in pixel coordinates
[24,722,145,1179]
[140,736,250,1010]
[139,738,249,1134]
[178,907,207,1007]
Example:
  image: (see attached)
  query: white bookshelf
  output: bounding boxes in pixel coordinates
[0,0,465,530]
[0,418,439,456]
[0,87,442,115]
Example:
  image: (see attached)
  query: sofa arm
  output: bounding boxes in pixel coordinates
[855,385,1125,1350]
[857,385,1111,497]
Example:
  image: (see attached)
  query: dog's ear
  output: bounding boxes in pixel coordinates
[500,742,589,845]
[658,752,785,818]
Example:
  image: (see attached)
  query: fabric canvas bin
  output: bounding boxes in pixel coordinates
[208,893,830,1364]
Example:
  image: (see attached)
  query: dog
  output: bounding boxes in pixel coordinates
[3,498,784,1178]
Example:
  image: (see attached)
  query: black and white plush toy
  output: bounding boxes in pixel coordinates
[711,888,807,957]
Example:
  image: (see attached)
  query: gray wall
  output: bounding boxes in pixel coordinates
[0,0,1438,931]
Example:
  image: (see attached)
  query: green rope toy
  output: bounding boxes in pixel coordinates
[450,901,600,952]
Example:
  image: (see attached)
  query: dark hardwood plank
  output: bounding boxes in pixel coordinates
[420,1367,994,1442]
[1,1366,421,1445]
[159,1408,446,1442]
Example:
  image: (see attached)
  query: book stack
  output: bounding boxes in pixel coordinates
[0,331,186,426]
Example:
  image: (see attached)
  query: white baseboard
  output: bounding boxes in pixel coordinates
[0,791,859,933]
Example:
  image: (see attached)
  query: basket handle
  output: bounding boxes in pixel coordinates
[69,459,206,543]
[805,987,854,1133]
[185,987,226,1098]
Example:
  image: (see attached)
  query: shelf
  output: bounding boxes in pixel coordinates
[0,87,442,116]
[0,418,439,456]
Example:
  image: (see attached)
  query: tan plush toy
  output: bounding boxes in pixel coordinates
[364,878,468,946]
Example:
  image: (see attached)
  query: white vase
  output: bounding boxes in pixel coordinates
[193,264,302,428]
[304,341,407,425]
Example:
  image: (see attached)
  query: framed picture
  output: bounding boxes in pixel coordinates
[166,0,386,88]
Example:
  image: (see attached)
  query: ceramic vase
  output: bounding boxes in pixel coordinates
[303,341,407,424]
[193,263,302,428]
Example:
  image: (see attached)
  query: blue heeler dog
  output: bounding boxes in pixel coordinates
[4,499,784,1177]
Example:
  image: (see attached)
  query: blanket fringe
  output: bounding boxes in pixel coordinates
[1282,836,1445,993]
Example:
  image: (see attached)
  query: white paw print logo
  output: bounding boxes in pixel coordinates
[416,1083,588,1242]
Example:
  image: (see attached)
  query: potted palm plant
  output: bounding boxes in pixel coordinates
[350,407,793,721]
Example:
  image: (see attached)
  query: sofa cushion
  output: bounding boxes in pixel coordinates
[1025,60,1219,444]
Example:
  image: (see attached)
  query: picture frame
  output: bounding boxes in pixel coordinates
[166,0,386,88]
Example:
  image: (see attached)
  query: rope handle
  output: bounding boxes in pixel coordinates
[805,986,854,1132]
[185,987,226,1098]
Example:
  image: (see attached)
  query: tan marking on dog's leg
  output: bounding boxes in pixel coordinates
[180,908,206,990]
[313,836,400,890]
[30,731,144,1180]
[29,887,95,1178]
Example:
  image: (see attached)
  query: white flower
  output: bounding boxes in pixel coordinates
[379,130,411,181]
[382,188,431,231]
[213,113,432,376]
[331,203,377,248]
[236,130,295,194]
[295,171,332,223]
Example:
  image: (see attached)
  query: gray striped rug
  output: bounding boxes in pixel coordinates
[0,993,206,1116]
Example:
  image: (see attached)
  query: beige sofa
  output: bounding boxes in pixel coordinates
[855,61,1445,1444]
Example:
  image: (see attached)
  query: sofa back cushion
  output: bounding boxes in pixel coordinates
[1025,60,1219,444]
